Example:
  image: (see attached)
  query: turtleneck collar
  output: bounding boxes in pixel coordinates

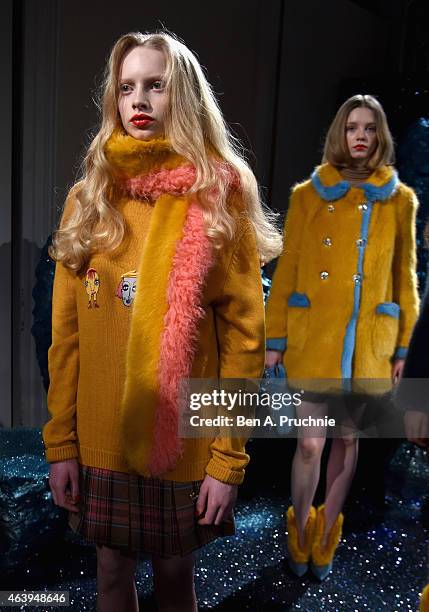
[339,165,372,185]
[311,162,398,202]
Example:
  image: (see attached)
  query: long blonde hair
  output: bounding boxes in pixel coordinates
[323,94,395,169]
[51,31,282,272]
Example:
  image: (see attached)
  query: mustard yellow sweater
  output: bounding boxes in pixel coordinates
[43,137,266,485]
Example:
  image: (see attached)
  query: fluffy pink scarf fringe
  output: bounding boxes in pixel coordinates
[125,162,240,202]
[147,201,215,475]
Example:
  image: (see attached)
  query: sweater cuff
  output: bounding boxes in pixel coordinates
[266,337,287,352]
[393,346,407,360]
[205,458,245,485]
[45,443,79,463]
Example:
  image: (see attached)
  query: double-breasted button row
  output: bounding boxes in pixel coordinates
[319,271,363,283]
[358,203,368,211]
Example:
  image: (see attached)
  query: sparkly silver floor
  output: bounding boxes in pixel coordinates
[1,432,428,611]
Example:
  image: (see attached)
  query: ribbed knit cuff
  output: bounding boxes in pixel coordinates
[205,458,245,485]
[45,444,79,463]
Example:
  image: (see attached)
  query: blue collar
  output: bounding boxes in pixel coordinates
[311,164,399,202]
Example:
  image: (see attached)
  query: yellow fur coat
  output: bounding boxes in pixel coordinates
[266,163,419,383]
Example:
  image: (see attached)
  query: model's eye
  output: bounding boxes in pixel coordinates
[94,279,99,285]
[151,80,164,90]
[120,84,132,93]
[123,283,129,291]
[346,125,355,132]
[84,281,88,286]
[366,126,376,132]
[132,285,136,292]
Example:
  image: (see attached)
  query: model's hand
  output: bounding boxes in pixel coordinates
[196,474,237,526]
[404,410,429,448]
[49,458,80,513]
[265,350,282,368]
[392,359,405,384]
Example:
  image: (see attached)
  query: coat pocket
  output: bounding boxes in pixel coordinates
[287,292,310,351]
[372,302,400,360]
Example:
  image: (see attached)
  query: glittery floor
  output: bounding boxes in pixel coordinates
[1,432,428,611]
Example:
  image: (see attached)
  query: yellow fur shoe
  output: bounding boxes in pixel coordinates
[286,505,317,577]
[420,583,429,612]
[310,504,344,581]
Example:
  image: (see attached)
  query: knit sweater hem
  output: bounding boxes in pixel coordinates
[78,445,213,482]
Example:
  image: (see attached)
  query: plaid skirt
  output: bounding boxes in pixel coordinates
[68,465,235,557]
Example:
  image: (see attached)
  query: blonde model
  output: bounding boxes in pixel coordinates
[44,31,281,611]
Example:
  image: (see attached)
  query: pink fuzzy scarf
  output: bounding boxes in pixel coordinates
[147,201,215,474]
[124,162,240,202]
[126,164,197,201]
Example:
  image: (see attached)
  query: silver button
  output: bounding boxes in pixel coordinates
[358,203,368,211]
[320,271,329,280]
[323,237,332,246]
[352,273,362,284]
[327,204,335,212]
[356,238,366,247]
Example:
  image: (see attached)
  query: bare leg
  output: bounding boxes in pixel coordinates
[96,545,139,612]
[291,401,328,546]
[152,553,197,612]
[323,435,359,545]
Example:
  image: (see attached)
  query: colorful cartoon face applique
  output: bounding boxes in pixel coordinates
[116,270,138,307]
[84,268,100,308]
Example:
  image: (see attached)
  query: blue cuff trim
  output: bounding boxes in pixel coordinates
[266,338,287,352]
[288,292,310,307]
[394,346,407,360]
[376,302,400,319]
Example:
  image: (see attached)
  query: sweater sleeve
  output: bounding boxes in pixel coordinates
[205,213,265,485]
[392,188,420,358]
[265,185,305,350]
[42,192,80,462]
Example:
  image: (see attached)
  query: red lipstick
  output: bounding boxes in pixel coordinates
[131,113,154,128]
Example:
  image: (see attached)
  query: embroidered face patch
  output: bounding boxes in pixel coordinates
[116,270,138,307]
[84,268,100,308]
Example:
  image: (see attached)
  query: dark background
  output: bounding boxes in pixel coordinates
[1,0,429,428]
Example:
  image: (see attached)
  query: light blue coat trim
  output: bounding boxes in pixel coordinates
[393,346,407,360]
[341,201,373,388]
[311,170,350,201]
[360,173,398,202]
[376,302,400,318]
[311,169,399,203]
[266,337,287,352]
[288,292,311,307]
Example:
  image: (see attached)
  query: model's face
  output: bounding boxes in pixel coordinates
[345,107,378,164]
[118,46,168,140]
